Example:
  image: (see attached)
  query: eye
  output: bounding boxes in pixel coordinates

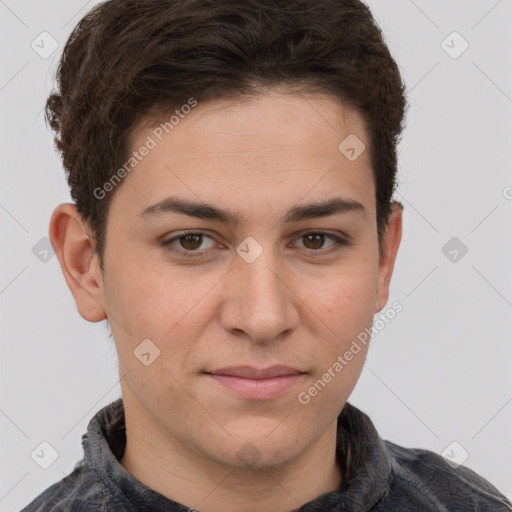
[292,231,350,254]
[161,231,218,257]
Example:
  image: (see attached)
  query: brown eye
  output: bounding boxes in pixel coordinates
[294,231,348,253]
[162,231,217,257]
[302,233,326,250]
[179,234,203,251]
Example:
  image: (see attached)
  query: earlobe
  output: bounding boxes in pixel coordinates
[375,201,403,313]
[49,203,107,322]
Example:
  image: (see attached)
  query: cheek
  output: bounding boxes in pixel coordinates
[104,261,220,373]
[305,264,377,334]
[105,254,178,326]
[297,264,376,401]
[106,267,206,411]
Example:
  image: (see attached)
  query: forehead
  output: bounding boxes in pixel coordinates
[138,90,369,157]
[114,91,375,221]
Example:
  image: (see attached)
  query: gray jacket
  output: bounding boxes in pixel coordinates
[21,398,512,511]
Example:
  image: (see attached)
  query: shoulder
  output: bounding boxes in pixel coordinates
[19,461,111,512]
[381,440,512,511]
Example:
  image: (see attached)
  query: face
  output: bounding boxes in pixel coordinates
[72,91,401,471]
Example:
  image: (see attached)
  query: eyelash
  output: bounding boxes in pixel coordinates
[161,230,351,258]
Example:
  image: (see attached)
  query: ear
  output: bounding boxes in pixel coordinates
[375,201,403,313]
[49,203,107,322]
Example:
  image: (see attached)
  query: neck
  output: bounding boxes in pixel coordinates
[119,395,343,511]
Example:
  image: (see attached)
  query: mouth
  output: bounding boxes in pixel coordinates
[204,365,306,400]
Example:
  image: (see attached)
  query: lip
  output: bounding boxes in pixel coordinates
[205,365,306,400]
[207,365,303,379]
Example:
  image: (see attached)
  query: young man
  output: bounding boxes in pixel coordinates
[22,0,511,510]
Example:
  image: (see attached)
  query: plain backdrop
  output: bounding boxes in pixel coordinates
[1,0,511,510]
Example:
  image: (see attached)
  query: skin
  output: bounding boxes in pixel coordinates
[49,90,402,512]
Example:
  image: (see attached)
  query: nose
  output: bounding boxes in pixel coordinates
[220,242,299,344]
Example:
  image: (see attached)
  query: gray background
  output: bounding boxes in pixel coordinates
[1,0,511,510]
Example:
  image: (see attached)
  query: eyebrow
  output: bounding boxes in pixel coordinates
[138,195,366,225]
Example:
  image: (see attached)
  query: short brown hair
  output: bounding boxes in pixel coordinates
[46,0,407,269]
